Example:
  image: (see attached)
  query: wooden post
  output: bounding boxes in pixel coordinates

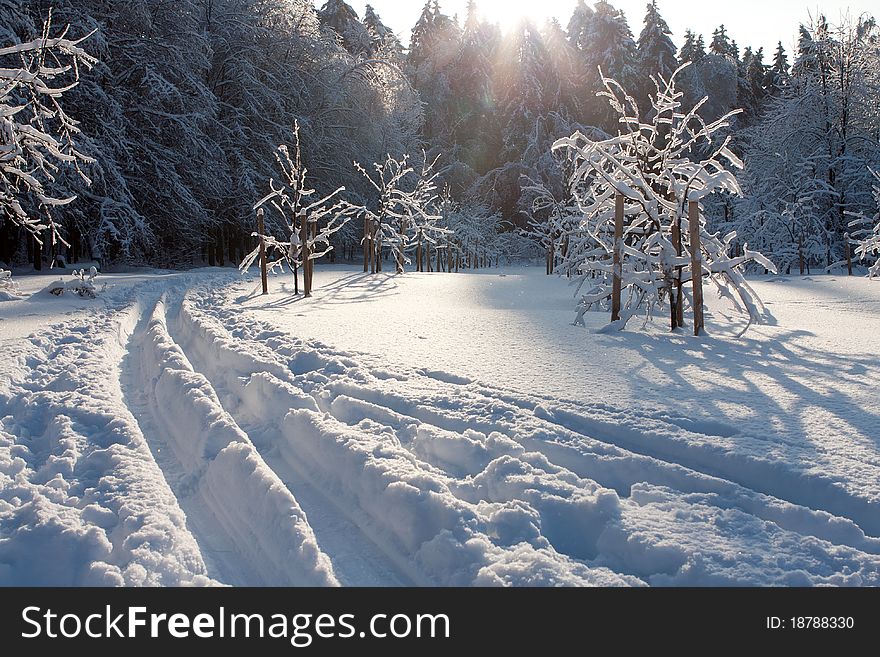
[671,215,683,329]
[257,208,268,295]
[611,192,624,322]
[307,218,317,294]
[845,233,853,276]
[300,213,310,296]
[363,216,370,273]
[689,200,704,336]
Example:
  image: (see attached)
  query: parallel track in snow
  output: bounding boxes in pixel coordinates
[9,271,876,587]
[162,297,413,586]
[166,281,880,585]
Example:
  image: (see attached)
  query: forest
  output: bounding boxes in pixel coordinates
[0,0,878,277]
[4,1,880,594]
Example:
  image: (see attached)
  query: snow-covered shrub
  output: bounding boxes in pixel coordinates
[242,121,360,293]
[850,168,880,279]
[552,65,776,332]
[355,152,445,274]
[43,266,99,298]
[0,268,22,300]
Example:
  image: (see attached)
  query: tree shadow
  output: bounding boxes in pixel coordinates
[605,325,880,459]
[234,270,400,312]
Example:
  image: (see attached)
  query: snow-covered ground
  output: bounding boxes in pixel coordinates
[1,265,879,586]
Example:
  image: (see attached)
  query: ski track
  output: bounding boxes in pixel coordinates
[3,271,880,586]
[162,295,412,586]
[187,278,880,585]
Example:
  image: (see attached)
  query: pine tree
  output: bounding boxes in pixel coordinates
[710,24,735,58]
[363,4,401,56]
[409,2,435,69]
[576,1,638,131]
[773,41,790,74]
[585,1,638,86]
[637,1,678,96]
[318,0,370,56]
[496,20,558,161]
[448,0,498,176]
[680,30,697,63]
[695,34,707,61]
[544,17,583,119]
[407,1,459,151]
[767,42,790,94]
[567,0,595,52]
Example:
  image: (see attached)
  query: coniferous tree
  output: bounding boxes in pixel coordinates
[637,1,678,103]
[318,0,370,56]
[447,1,498,180]
[578,1,638,131]
[710,25,735,58]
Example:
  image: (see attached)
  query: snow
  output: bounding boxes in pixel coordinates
[2,265,879,586]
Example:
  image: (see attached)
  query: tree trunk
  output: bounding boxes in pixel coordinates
[671,216,684,329]
[363,217,370,273]
[32,232,42,271]
[215,226,225,267]
[798,234,805,276]
[845,233,852,276]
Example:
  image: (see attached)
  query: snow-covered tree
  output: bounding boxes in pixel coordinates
[710,25,736,59]
[363,4,401,56]
[446,0,498,180]
[741,15,880,268]
[243,122,359,296]
[767,41,791,94]
[355,152,443,274]
[579,1,638,130]
[318,0,371,56]
[679,30,703,64]
[543,18,583,123]
[496,20,558,162]
[0,13,96,246]
[850,167,880,278]
[637,1,678,105]
[552,66,776,332]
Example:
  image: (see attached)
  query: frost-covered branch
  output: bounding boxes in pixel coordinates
[553,66,775,331]
[241,120,360,289]
[355,151,444,273]
[0,12,97,246]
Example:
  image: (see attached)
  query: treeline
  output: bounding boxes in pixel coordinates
[0,0,878,273]
[0,0,421,268]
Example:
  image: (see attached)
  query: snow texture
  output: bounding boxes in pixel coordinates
[2,266,879,586]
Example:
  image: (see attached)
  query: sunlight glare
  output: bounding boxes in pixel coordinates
[478,0,553,31]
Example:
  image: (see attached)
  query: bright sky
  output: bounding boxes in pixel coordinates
[320,1,875,55]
